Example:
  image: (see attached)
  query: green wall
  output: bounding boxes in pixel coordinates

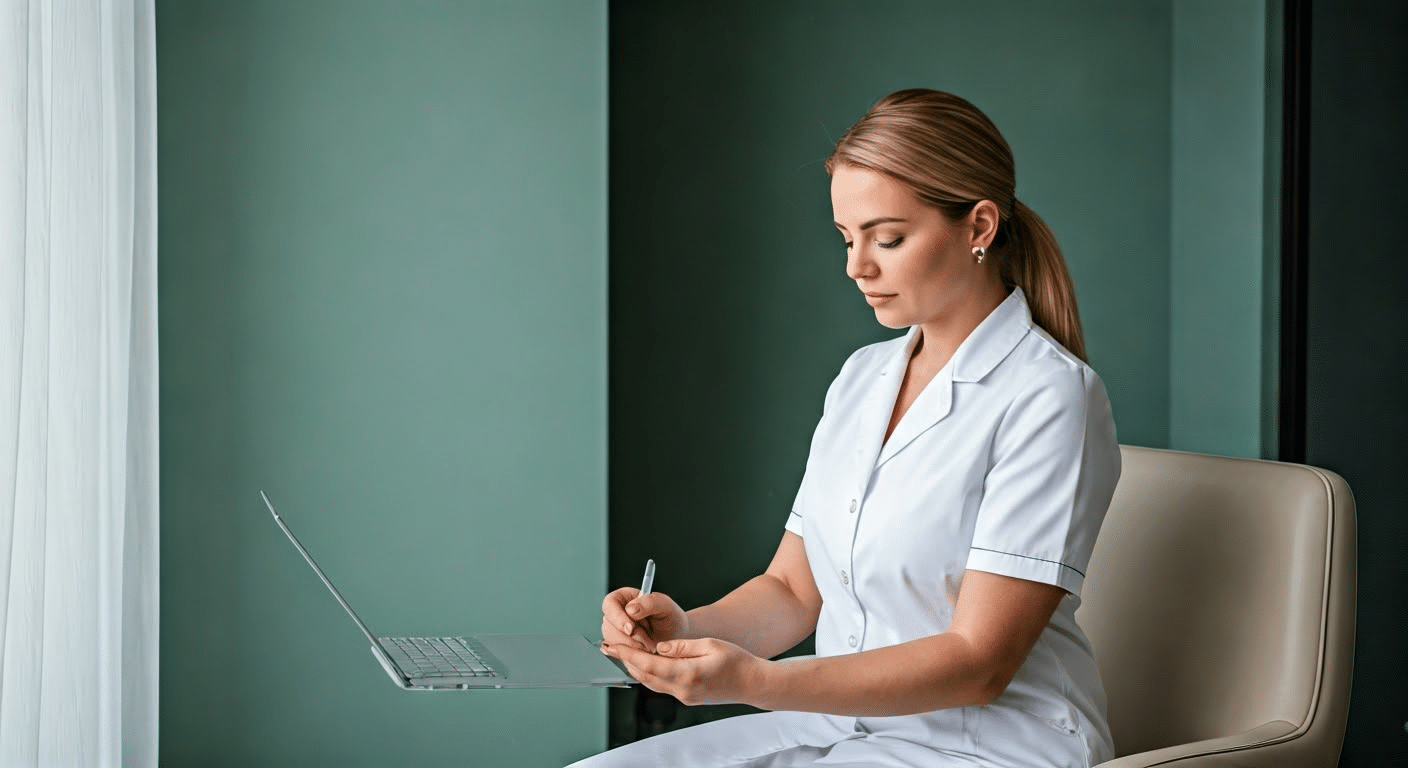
[158,1,608,765]
[1169,0,1273,459]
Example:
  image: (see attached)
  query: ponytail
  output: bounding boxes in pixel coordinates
[999,200,1087,362]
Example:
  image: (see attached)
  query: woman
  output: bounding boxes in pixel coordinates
[577,89,1121,768]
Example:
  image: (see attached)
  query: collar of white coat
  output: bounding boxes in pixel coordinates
[894,284,1033,383]
[862,286,1034,472]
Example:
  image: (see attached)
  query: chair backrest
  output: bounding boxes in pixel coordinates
[1075,446,1355,763]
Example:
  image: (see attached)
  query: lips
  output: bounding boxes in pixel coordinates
[863,292,896,306]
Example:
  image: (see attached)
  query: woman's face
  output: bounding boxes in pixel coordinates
[830,164,984,330]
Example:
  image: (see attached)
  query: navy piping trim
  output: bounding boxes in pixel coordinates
[970,546,1086,577]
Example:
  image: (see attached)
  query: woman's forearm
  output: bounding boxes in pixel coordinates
[749,632,1001,716]
[684,574,819,660]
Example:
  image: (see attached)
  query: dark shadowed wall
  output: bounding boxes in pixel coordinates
[1306,2,1408,765]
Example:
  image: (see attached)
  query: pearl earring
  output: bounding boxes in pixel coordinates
[972,246,986,264]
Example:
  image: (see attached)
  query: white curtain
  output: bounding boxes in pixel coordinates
[0,0,158,766]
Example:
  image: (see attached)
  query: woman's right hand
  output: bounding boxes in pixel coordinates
[601,587,689,654]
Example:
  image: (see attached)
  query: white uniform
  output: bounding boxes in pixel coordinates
[572,286,1121,768]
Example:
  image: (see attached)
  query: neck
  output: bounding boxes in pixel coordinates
[911,281,1011,371]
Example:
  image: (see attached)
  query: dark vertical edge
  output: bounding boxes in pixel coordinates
[1261,0,1284,461]
[604,0,636,751]
[1278,0,1311,463]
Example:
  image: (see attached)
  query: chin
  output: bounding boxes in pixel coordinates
[872,310,913,330]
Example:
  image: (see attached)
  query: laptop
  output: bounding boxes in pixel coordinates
[261,491,636,690]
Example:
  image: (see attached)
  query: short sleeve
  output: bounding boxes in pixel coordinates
[966,366,1121,597]
[785,415,822,539]
[786,463,809,536]
[785,508,805,536]
[784,348,861,539]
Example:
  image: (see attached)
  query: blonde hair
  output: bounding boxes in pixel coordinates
[825,88,1088,362]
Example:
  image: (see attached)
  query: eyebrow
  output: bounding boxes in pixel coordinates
[834,217,908,232]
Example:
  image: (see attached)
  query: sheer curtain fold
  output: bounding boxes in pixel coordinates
[0,1,158,766]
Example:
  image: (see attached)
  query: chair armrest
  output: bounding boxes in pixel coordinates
[1094,721,1299,768]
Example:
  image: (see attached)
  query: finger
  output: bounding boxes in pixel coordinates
[612,644,699,704]
[603,588,646,641]
[605,642,672,690]
[603,587,641,625]
[621,619,656,652]
[617,614,659,652]
[623,598,666,649]
[627,611,659,653]
[624,592,670,621]
[656,637,705,657]
[630,628,658,654]
[602,617,647,651]
[612,641,675,675]
[605,619,655,654]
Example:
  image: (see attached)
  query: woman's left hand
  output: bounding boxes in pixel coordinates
[602,637,766,707]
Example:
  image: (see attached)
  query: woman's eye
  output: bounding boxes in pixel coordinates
[840,237,901,250]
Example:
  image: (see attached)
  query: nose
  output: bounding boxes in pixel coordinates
[845,245,876,282]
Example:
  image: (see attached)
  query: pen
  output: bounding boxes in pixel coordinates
[637,559,656,649]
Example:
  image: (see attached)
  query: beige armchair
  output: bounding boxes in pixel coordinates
[1077,446,1356,767]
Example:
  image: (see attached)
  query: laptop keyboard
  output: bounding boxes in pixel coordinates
[381,636,497,678]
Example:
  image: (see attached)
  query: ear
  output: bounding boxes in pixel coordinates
[969,200,1000,251]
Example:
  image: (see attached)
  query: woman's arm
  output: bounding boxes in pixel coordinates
[683,531,822,659]
[752,569,1064,714]
[605,568,1064,713]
